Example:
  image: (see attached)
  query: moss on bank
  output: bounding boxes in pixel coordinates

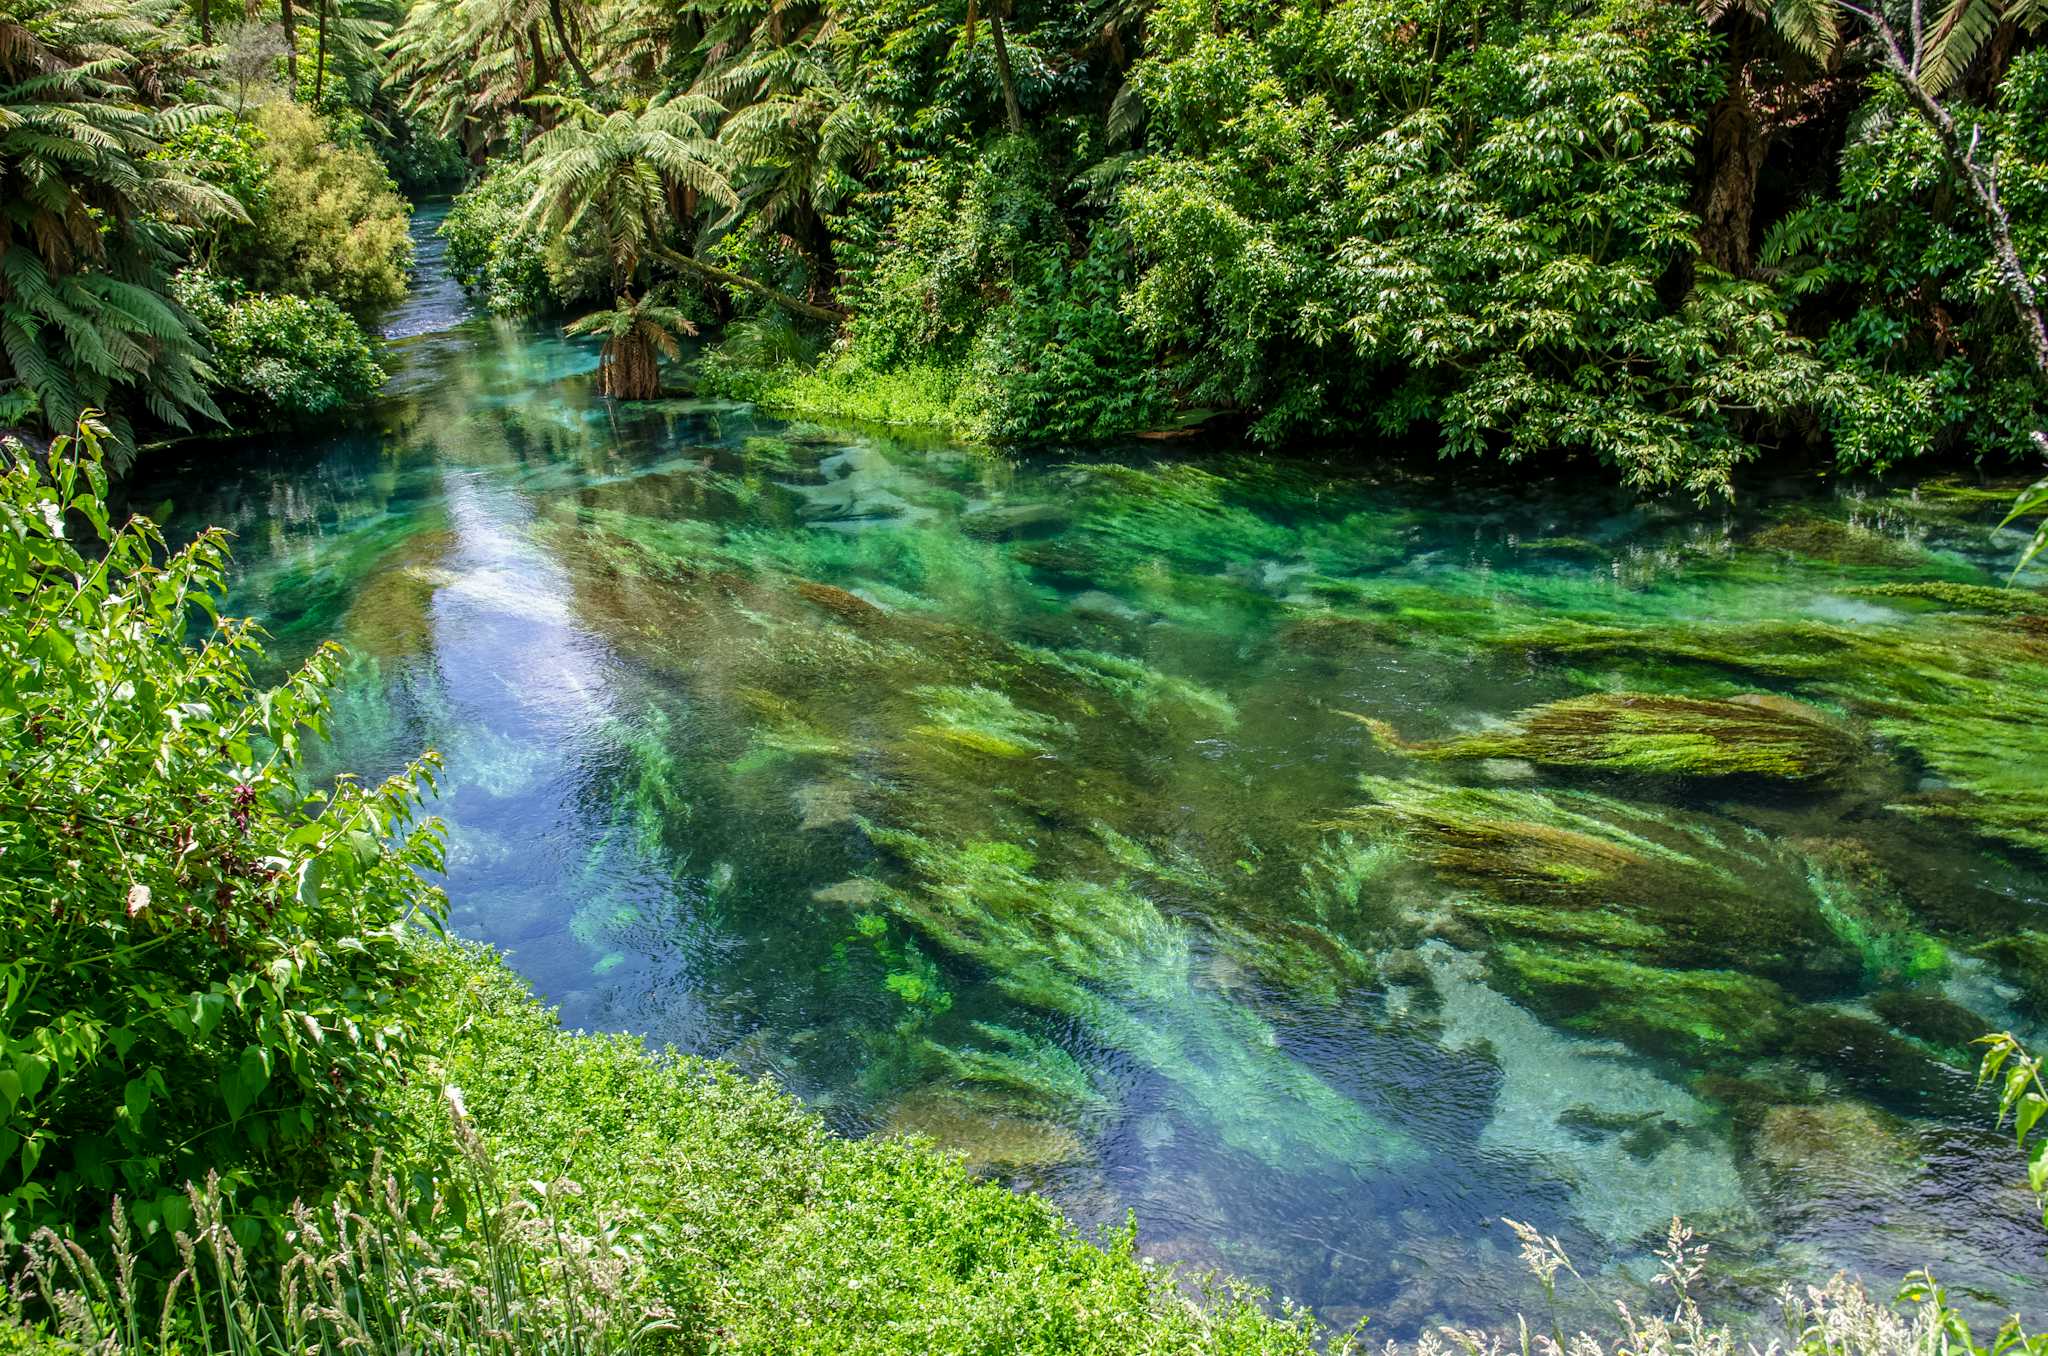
[695,354,989,441]
[387,941,1340,1355]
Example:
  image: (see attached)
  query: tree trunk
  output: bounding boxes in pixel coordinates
[314,0,327,101]
[280,0,298,92]
[600,331,660,399]
[548,0,597,90]
[653,245,847,323]
[198,0,210,46]
[990,13,1024,133]
[1698,36,1766,277]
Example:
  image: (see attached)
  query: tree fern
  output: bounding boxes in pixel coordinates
[0,0,230,451]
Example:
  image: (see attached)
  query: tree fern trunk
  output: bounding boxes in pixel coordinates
[1697,27,1764,277]
[990,14,1024,134]
[280,0,298,92]
[548,0,597,90]
[1698,80,1764,275]
[602,332,661,400]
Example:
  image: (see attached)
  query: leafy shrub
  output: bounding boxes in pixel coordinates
[172,270,386,425]
[211,101,414,315]
[1120,0,1818,495]
[1765,54,2048,474]
[713,136,1164,441]
[440,159,607,317]
[153,116,272,237]
[0,0,228,452]
[0,420,445,1246]
[440,161,550,315]
[378,112,468,198]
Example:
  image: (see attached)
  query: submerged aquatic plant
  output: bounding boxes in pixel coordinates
[1350,692,1863,782]
[862,824,1420,1170]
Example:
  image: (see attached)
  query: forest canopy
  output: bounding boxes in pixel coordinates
[0,0,2044,488]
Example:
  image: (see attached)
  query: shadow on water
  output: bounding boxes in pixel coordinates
[123,205,2048,1338]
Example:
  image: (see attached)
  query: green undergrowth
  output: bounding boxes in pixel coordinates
[390,941,1340,1355]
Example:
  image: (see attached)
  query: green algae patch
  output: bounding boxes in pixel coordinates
[1749,516,1927,567]
[908,684,1070,759]
[1322,779,1871,997]
[1848,582,2048,616]
[1802,838,1950,987]
[863,822,1423,1171]
[1490,945,1794,1065]
[1350,692,1861,782]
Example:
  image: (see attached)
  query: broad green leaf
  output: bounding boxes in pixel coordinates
[220,1044,271,1120]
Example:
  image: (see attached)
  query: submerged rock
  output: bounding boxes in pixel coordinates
[959,500,1070,541]
[1867,990,1990,1055]
[1849,582,2048,617]
[812,877,887,907]
[340,529,460,660]
[793,779,864,831]
[1352,691,1861,782]
[885,1091,1089,1174]
[795,579,888,624]
[1748,1101,1917,1200]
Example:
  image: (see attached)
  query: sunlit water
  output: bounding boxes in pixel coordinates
[128,207,2048,1333]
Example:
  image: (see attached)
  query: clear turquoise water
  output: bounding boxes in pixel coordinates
[127,208,2048,1333]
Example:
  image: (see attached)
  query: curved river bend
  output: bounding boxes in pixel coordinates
[131,207,2048,1332]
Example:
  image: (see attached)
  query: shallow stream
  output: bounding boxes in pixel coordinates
[129,207,2048,1332]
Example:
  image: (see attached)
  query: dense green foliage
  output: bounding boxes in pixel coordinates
[1768,56,2048,469]
[0,0,420,449]
[195,102,414,316]
[378,0,2048,490]
[0,421,445,1244]
[440,161,556,314]
[8,0,2042,480]
[172,270,387,423]
[0,0,229,448]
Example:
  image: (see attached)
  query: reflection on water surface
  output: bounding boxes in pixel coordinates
[129,208,2048,1334]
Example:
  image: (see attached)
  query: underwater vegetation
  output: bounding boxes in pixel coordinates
[1351,691,1863,781]
[155,364,2048,1326]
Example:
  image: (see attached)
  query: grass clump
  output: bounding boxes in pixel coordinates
[699,355,989,440]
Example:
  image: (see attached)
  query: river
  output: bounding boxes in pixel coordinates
[127,204,2048,1333]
